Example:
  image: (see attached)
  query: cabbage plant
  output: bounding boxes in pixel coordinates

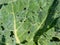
[0,0,60,45]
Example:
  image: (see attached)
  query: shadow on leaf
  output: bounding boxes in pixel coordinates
[33,0,59,45]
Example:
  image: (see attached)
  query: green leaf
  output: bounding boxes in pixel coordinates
[0,0,60,45]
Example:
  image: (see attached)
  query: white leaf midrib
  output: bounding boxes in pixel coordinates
[11,3,20,44]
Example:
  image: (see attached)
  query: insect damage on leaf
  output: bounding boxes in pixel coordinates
[16,43,19,45]
[10,31,14,38]
[21,40,28,44]
[28,31,30,34]
[0,3,8,9]
[50,37,60,42]
[23,7,26,10]
[0,0,60,45]
[1,26,5,31]
[0,35,6,45]
[0,4,3,9]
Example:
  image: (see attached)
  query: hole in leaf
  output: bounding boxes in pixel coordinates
[35,42,38,45]
[12,40,14,42]
[28,31,30,34]
[10,31,14,38]
[55,27,60,32]
[50,37,60,42]
[16,43,19,45]
[0,3,8,9]
[32,11,35,13]
[24,20,26,22]
[17,15,19,17]
[1,23,3,24]
[20,20,22,22]
[0,4,3,9]
[40,7,43,10]
[4,3,8,6]
[1,26,4,30]
[21,40,27,44]
[24,7,26,10]
[2,35,6,42]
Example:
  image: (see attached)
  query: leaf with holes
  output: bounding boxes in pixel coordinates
[0,0,60,45]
